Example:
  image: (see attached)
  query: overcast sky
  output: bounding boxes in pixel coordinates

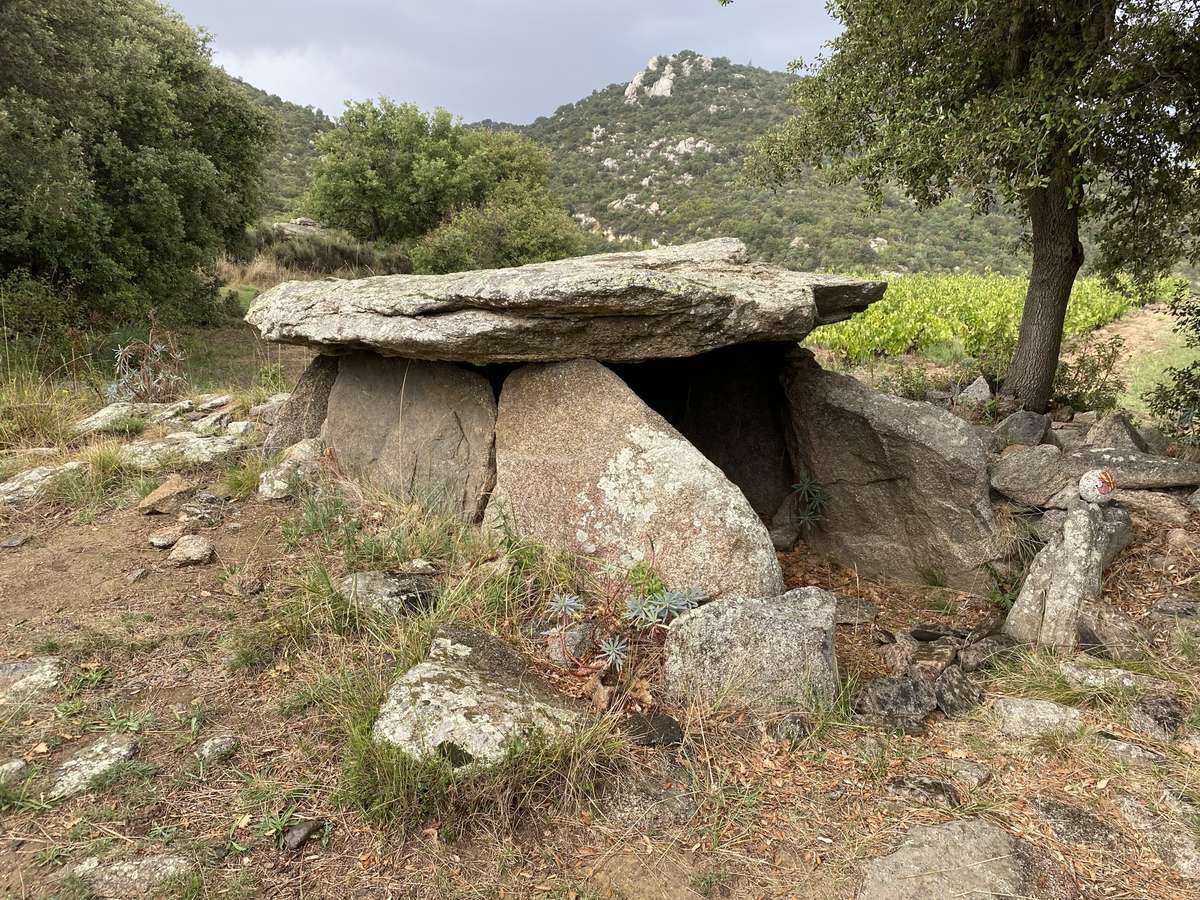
[168,1,838,123]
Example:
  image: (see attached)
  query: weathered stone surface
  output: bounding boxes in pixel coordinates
[263,355,338,454]
[544,621,600,668]
[69,854,194,898]
[934,665,982,717]
[1115,489,1193,526]
[993,445,1200,506]
[993,697,1082,739]
[663,588,838,708]
[323,353,496,521]
[958,634,1019,673]
[50,734,138,799]
[857,819,1041,900]
[120,432,243,469]
[1077,602,1148,661]
[990,445,1070,506]
[74,402,155,435]
[258,438,323,501]
[886,775,961,809]
[0,462,86,507]
[1118,796,1200,879]
[196,734,239,764]
[1168,526,1200,553]
[1094,732,1165,767]
[936,758,993,789]
[1032,796,1117,847]
[0,758,27,785]
[909,637,960,682]
[282,819,326,852]
[226,420,257,436]
[1087,414,1148,451]
[857,676,938,723]
[1128,694,1188,741]
[994,410,1050,448]
[0,656,61,706]
[249,392,290,424]
[1069,448,1200,490]
[1059,657,1155,692]
[136,474,195,515]
[489,360,782,599]
[191,410,232,434]
[835,595,879,626]
[339,570,437,616]
[782,351,997,589]
[372,625,581,766]
[148,525,187,549]
[247,239,886,364]
[1004,501,1131,649]
[166,535,215,567]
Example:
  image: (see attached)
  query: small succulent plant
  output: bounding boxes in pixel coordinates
[546,592,584,621]
[622,594,660,628]
[598,636,629,670]
[656,588,705,622]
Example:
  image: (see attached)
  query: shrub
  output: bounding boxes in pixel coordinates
[1052,335,1126,413]
[111,318,189,402]
[1144,289,1200,445]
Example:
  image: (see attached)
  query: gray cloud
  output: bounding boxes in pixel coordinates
[168,1,837,122]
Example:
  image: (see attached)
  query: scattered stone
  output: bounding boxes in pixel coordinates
[783,350,999,589]
[323,353,498,521]
[957,375,992,406]
[1032,796,1117,847]
[73,402,158,435]
[226,420,257,436]
[0,461,87,507]
[126,567,147,584]
[0,534,28,549]
[282,819,326,852]
[1093,732,1165,767]
[936,758,993,789]
[258,438,323,501]
[990,444,1069,507]
[69,854,194,897]
[1117,490,1193,526]
[834,595,879,626]
[0,758,28,786]
[1086,414,1148,452]
[857,676,938,724]
[196,734,239,765]
[136,474,195,515]
[991,445,1200,506]
[663,587,838,708]
[856,818,1042,900]
[1118,796,1200,879]
[994,410,1050,447]
[148,525,187,550]
[544,621,599,668]
[0,656,62,706]
[194,393,232,413]
[1004,500,1131,649]
[768,713,814,743]
[262,356,339,454]
[908,623,968,642]
[909,637,960,682]
[1059,657,1153,692]
[50,734,138,799]
[1077,602,1148,661]
[120,432,243,470]
[1147,595,1200,641]
[339,570,437,616]
[1128,694,1188,741]
[933,665,982,717]
[249,392,290,424]
[167,535,215,567]
[372,626,582,767]
[246,238,885,364]
[886,775,961,809]
[177,491,231,526]
[958,634,1019,673]
[625,710,684,748]
[191,410,232,434]
[993,697,1083,739]
[490,359,783,599]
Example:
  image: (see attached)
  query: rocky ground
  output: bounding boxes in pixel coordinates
[0,397,1197,899]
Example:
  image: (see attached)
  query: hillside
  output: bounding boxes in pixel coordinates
[524,50,1028,273]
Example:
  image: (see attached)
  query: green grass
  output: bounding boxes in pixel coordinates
[1122,326,1200,418]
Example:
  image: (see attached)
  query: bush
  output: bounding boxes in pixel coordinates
[1052,335,1126,413]
[1144,289,1200,445]
[0,270,79,362]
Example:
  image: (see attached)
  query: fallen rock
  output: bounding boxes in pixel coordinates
[196,734,239,764]
[249,392,290,424]
[1059,657,1154,692]
[0,656,62,706]
[957,375,992,406]
[958,634,1019,673]
[246,238,886,364]
[933,665,982,717]
[69,854,193,898]
[1118,796,1200,879]
[372,625,582,767]
[856,676,938,724]
[167,535,215,567]
[1094,732,1165,767]
[993,697,1083,739]
[886,775,961,809]
[0,758,28,785]
[1068,447,1200,491]
[1004,500,1131,649]
[1032,796,1117,847]
[120,432,243,470]
[50,734,138,799]
[136,474,195,515]
[856,818,1044,900]
[0,462,87,507]
[994,410,1050,447]
[258,438,323,501]
[282,819,326,852]
[263,355,338,454]
[1076,602,1148,661]
[1128,694,1188,741]
[1115,490,1193,526]
[909,637,961,682]
[663,587,838,708]
[936,758,993,789]
[782,350,998,589]
[339,571,437,616]
[991,445,1200,506]
[148,525,187,549]
[1086,414,1148,452]
[226,420,257,436]
[322,353,497,521]
[489,359,783,599]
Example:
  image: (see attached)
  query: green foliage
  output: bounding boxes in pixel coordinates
[790,473,830,532]
[1053,336,1127,413]
[1145,289,1200,444]
[0,0,273,327]
[244,223,413,278]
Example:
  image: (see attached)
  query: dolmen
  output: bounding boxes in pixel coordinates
[247,238,1003,594]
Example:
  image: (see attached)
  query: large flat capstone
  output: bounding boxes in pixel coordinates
[245,239,885,364]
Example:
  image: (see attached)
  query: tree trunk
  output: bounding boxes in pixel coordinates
[1001,173,1084,412]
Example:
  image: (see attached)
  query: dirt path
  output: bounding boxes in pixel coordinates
[1083,303,1197,416]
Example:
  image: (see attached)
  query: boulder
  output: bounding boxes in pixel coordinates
[0,759,27,786]
[993,697,1083,739]
[263,355,338,454]
[371,625,582,767]
[993,410,1050,448]
[990,444,1070,506]
[488,360,782,599]
[0,462,87,507]
[856,819,1046,900]
[1086,414,1148,451]
[664,587,838,708]
[246,239,886,364]
[258,438,323,501]
[1004,500,1131,649]
[1069,447,1200,490]
[322,353,496,521]
[991,445,1200,507]
[781,350,997,589]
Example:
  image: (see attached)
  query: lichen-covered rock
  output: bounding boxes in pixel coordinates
[1114,489,1193,526]
[196,734,239,764]
[166,535,215,567]
[664,587,838,708]
[1059,657,1155,692]
[372,625,582,767]
[1087,414,1148,452]
[993,410,1050,447]
[856,819,1044,900]
[933,665,982,717]
[0,656,62,706]
[249,392,290,424]
[1118,796,1200,879]
[993,697,1082,739]
[0,758,27,785]
[488,360,782,599]
[263,355,338,454]
[119,432,243,470]
[1128,694,1188,741]
[992,445,1200,506]
[258,438,323,501]
[856,675,938,723]
[0,462,86,507]
[782,350,998,589]
[247,239,885,364]
[50,734,138,799]
[339,570,437,616]
[322,353,496,521]
[68,854,193,898]
[1077,602,1149,660]
[958,634,1019,673]
[1004,500,1131,649]
[990,444,1070,506]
